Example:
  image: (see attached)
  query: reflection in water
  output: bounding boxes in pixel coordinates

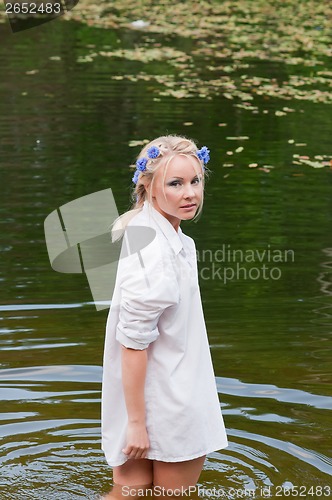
[101,483,204,500]
[101,483,213,499]
[314,247,332,329]
[317,248,332,297]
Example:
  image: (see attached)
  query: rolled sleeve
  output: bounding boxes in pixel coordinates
[116,300,161,350]
[115,234,179,350]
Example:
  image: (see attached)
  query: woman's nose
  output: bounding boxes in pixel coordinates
[184,183,195,197]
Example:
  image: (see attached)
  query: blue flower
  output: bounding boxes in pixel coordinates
[197,146,210,164]
[136,157,148,171]
[132,169,140,184]
[147,146,160,159]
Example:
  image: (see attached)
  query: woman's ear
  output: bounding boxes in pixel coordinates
[144,182,151,197]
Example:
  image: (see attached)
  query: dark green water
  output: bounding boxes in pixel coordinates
[0,16,331,500]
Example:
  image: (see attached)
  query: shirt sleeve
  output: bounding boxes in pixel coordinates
[115,232,180,350]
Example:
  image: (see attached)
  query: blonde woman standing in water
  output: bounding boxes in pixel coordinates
[101,135,228,498]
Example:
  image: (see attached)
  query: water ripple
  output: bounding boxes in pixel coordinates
[226,428,332,476]
[1,365,330,409]
[0,364,330,498]
[217,376,332,410]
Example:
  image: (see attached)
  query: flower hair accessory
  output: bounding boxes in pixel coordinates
[132,145,210,184]
[146,145,160,159]
[132,146,160,184]
[197,146,210,165]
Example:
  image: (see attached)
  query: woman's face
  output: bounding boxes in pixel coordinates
[147,154,203,231]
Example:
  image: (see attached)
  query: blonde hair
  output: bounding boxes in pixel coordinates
[111,134,211,242]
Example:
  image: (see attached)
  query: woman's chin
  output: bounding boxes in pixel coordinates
[180,213,196,221]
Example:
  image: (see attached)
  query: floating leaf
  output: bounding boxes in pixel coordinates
[77,56,94,63]
[226,136,249,140]
[128,139,149,147]
[258,167,271,173]
[299,159,326,168]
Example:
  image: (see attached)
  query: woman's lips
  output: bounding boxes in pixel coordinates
[180,204,196,209]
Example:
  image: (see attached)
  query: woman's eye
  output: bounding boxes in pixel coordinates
[168,178,200,187]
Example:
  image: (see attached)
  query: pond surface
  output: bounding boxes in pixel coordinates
[0,15,331,500]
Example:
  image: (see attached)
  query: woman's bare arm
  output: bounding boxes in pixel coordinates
[121,345,150,459]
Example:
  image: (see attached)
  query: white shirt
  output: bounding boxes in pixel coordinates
[101,200,228,466]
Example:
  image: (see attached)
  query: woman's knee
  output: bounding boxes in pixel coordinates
[152,455,206,490]
[112,458,153,486]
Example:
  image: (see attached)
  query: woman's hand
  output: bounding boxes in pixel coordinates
[122,422,150,460]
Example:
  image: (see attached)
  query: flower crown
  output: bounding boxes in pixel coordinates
[132,145,210,185]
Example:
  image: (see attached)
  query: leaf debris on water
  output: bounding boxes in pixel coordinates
[58,1,332,105]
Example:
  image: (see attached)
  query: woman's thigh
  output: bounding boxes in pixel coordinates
[112,458,153,486]
[153,455,206,490]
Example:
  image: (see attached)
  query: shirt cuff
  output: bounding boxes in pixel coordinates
[116,324,159,350]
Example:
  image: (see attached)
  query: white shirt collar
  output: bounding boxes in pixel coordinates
[142,200,184,255]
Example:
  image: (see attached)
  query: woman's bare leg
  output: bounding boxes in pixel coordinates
[102,481,153,499]
[113,458,153,486]
[103,456,205,498]
[102,459,153,498]
[152,455,206,491]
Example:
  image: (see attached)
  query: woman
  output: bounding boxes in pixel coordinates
[101,135,228,496]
